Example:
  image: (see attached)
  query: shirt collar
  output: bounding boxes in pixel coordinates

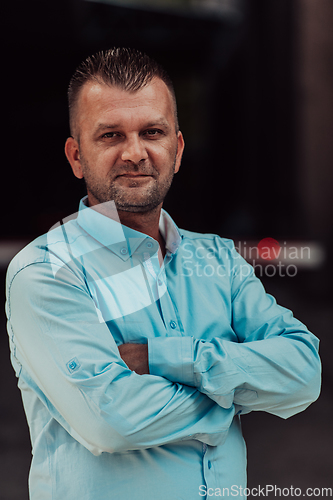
[76,196,182,260]
[159,209,182,255]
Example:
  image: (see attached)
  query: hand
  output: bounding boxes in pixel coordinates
[118,343,149,375]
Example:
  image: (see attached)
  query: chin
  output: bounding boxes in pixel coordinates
[115,203,160,214]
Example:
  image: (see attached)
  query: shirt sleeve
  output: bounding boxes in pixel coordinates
[6,260,235,457]
[148,244,321,419]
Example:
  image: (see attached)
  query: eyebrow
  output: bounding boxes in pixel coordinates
[95,123,120,133]
[95,118,171,134]
[144,119,171,130]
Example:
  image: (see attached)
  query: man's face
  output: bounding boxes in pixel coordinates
[65,78,184,213]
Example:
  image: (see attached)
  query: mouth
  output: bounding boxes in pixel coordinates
[118,173,152,177]
[117,173,154,181]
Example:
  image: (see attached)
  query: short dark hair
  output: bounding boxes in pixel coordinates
[68,47,178,138]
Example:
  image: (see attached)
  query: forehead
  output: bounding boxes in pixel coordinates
[77,78,175,129]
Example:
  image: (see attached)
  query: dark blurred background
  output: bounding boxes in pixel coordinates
[1,0,333,498]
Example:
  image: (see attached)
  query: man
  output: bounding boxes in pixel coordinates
[6,48,321,499]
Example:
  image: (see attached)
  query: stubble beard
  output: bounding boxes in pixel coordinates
[80,154,177,213]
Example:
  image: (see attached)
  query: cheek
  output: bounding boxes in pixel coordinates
[151,142,178,164]
[86,148,118,172]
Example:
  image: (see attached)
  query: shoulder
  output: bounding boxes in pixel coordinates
[6,219,83,289]
[6,234,49,283]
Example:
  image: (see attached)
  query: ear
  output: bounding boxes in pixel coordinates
[65,137,84,179]
[174,131,185,174]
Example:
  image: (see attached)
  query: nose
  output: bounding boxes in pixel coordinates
[120,135,149,164]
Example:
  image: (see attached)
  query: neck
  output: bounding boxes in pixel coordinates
[87,196,166,258]
[117,206,166,257]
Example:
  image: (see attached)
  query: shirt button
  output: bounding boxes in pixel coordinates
[208,460,212,469]
[120,247,128,255]
[170,320,177,329]
[146,241,153,248]
[157,279,163,286]
[69,361,77,370]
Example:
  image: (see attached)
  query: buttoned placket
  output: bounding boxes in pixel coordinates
[202,444,221,496]
[141,244,181,335]
[141,239,219,495]
[142,244,219,494]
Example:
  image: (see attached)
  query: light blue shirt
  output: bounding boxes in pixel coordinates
[6,197,321,500]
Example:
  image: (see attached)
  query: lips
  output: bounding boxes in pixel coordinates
[120,173,150,177]
[117,173,154,180]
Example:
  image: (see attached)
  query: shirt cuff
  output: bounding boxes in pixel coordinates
[148,336,195,387]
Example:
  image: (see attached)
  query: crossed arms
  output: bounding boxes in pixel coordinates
[6,252,321,456]
[118,343,149,375]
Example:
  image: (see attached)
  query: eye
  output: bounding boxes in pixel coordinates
[144,129,164,138]
[101,132,121,139]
